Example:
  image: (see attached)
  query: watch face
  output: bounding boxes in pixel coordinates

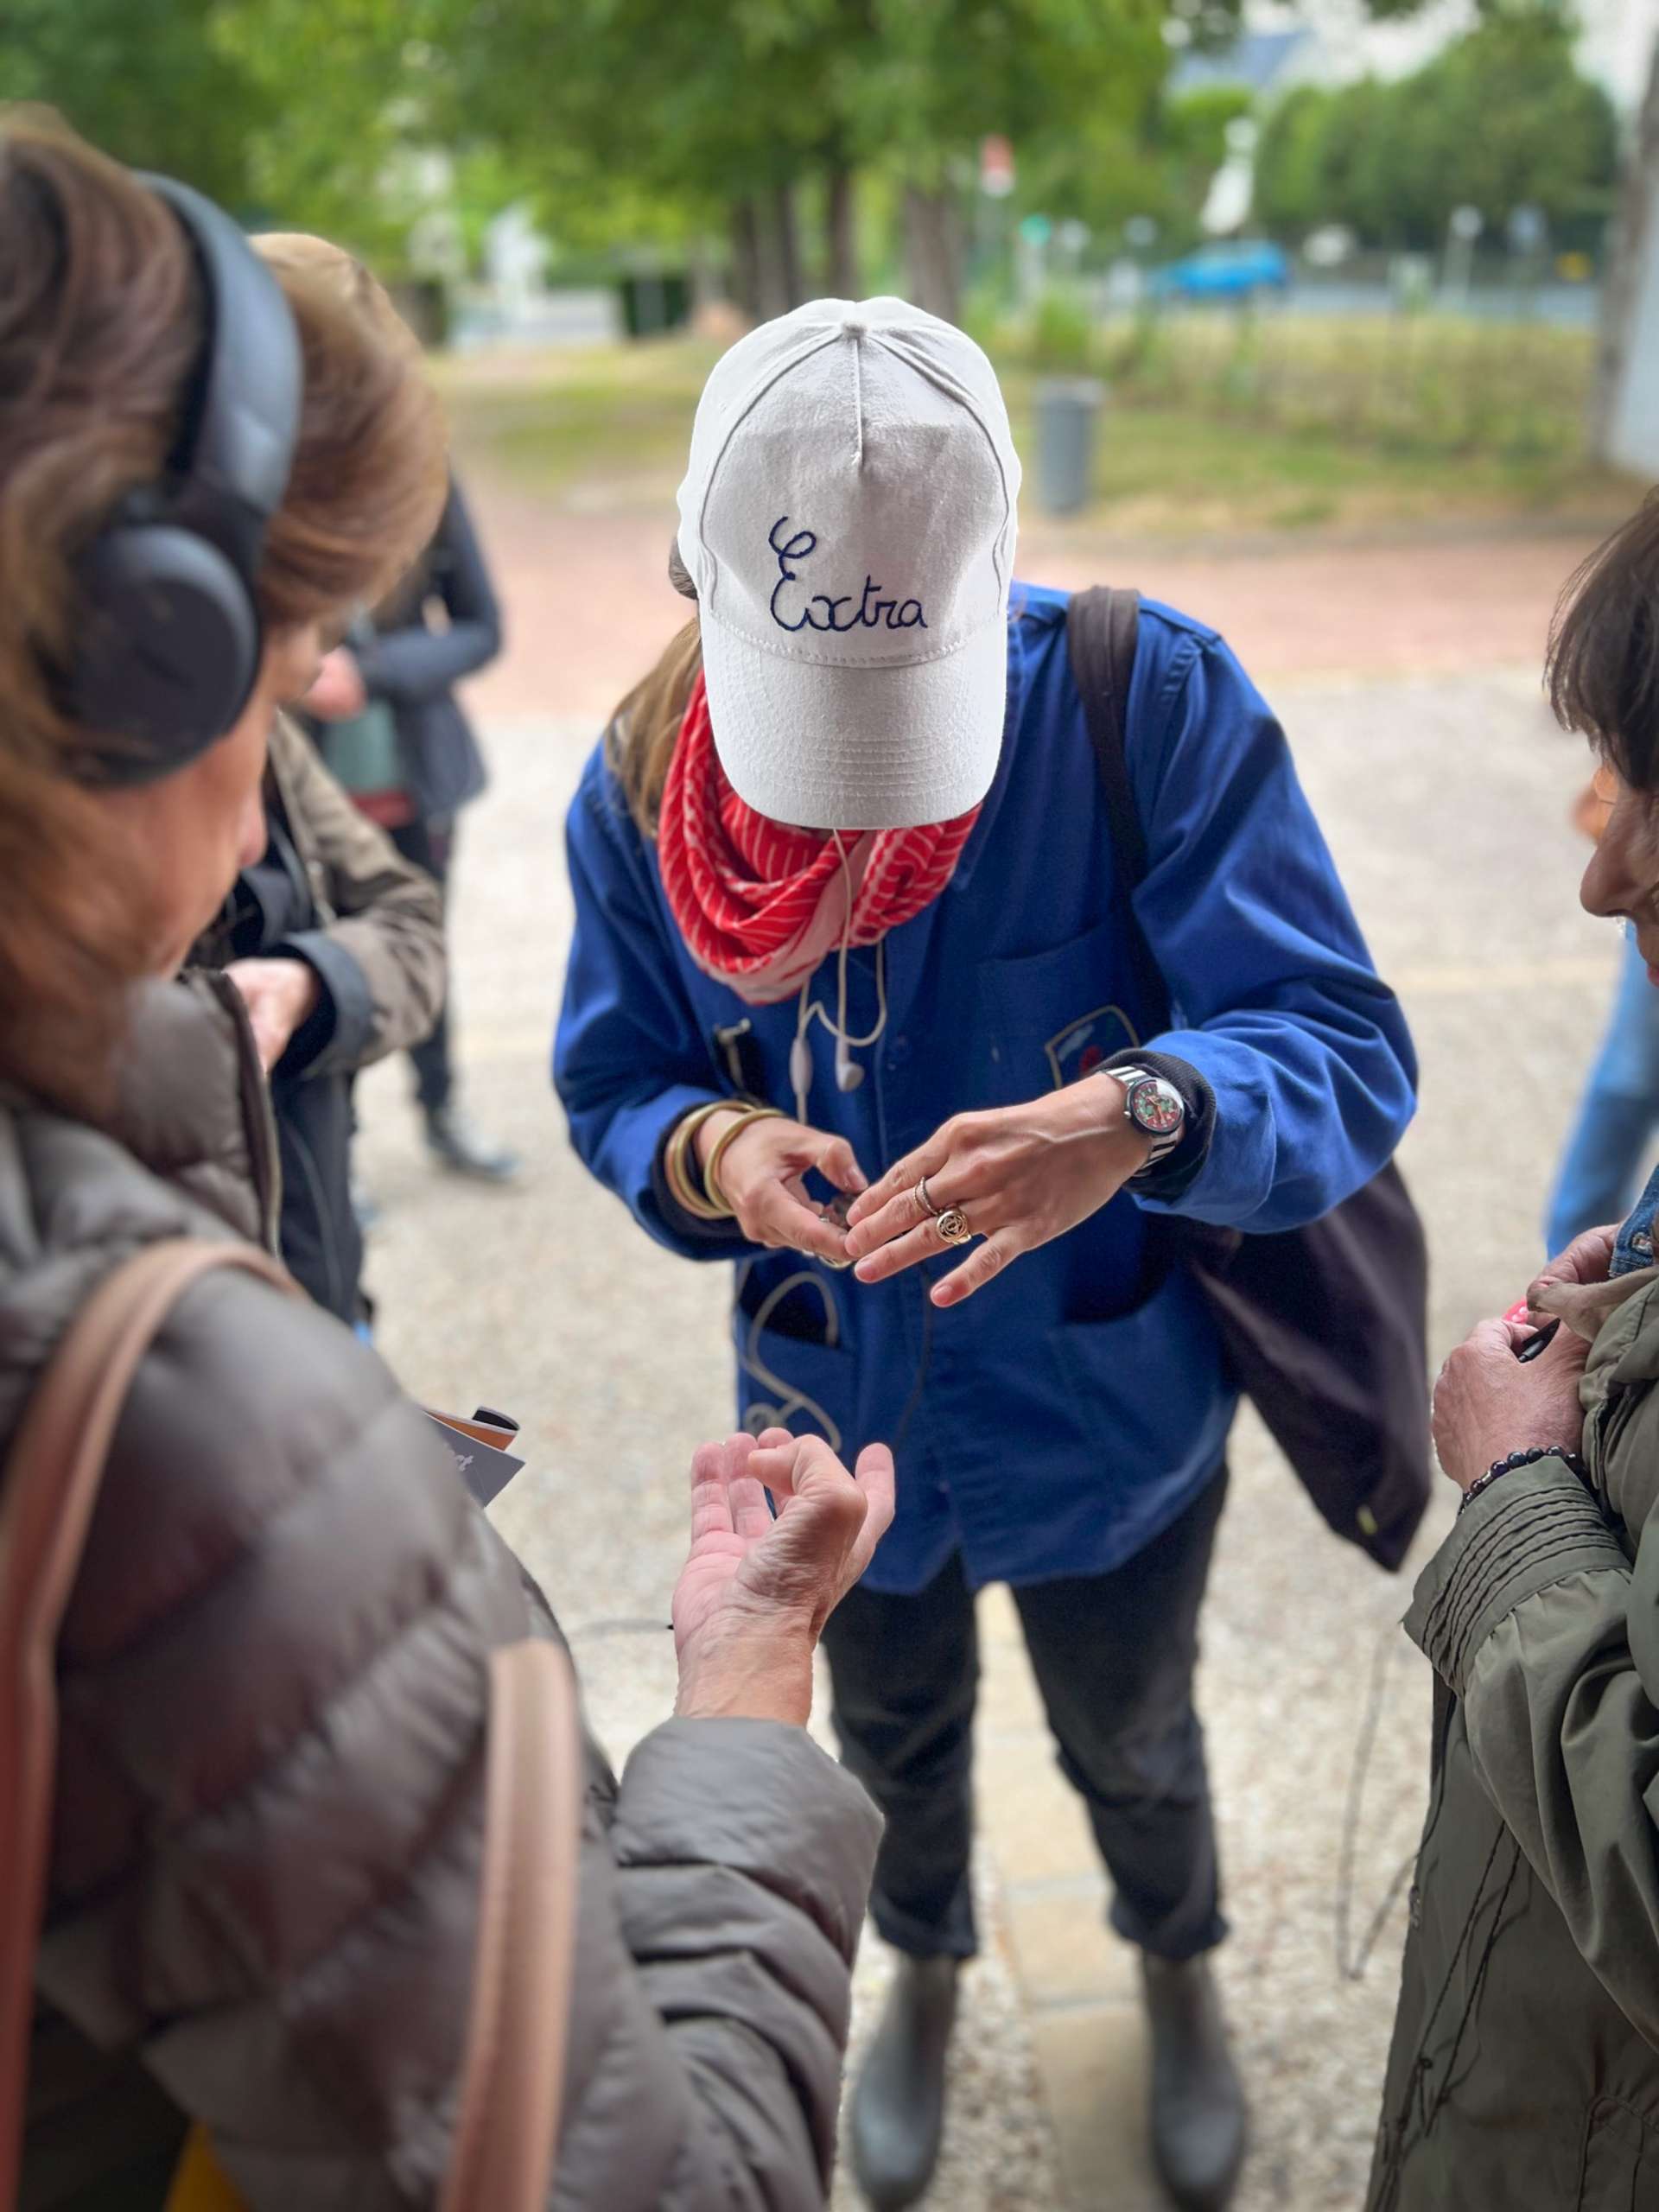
[1129,1078,1183,1138]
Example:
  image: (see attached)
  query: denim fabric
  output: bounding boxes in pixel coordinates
[1614,1158,1659,1276]
[1546,932,1659,1257]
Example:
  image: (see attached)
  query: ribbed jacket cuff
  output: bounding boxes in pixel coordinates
[1102,1050,1217,1203]
[1405,1458,1625,1695]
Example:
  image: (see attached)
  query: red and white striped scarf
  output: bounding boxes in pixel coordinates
[658,673,980,1006]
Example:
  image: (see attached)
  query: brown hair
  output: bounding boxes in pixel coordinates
[1548,491,1659,794]
[0,110,446,1106]
[607,620,703,836]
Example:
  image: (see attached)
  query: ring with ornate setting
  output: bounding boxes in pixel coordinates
[915,1175,942,1218]
[935,1206,973,1245]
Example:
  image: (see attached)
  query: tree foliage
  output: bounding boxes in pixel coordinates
[1020,82,1252,251]
[1255,10,1618,251]
[0,0,265,210]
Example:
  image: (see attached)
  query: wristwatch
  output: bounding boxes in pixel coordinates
[1109,1065,1187,1174]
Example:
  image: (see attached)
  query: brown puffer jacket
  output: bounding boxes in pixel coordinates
[11,976,882,2211]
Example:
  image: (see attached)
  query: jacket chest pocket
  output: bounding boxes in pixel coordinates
[1579,2098,1659,2207]
[969,915,1146,1108]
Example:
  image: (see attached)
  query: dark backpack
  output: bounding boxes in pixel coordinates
[1066,587,1431,1571]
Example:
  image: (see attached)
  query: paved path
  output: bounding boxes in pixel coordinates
[461,477,1606,726]
[357,495,1619,2208]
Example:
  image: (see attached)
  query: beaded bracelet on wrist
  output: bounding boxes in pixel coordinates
[1459,1442,1591,1516]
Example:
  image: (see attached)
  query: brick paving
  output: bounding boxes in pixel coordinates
[460,472,1607,726]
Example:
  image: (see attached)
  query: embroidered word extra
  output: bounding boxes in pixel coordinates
[767,515,928,636]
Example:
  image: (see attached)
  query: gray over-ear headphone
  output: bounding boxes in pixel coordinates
[64,174,302,784]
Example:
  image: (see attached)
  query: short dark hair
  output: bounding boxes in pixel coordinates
[1548,492,1659,791]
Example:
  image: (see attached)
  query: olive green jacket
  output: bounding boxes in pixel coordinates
[1370,1281,1659,2209]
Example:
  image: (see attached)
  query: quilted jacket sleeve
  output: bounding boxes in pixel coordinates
[36,1267,880,2209]
[1403,1398,1659,2045]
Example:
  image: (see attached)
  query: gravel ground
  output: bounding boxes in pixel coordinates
[357,664,1614,2210]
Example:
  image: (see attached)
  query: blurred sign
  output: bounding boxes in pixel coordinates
[1508,204,1547,257]
[1448,206,1484,244]
[408,209,465,284]
[1304,225,1356,270]
[1020,213,1052,247]
[981,136,1016,199]
[1391,254,1433,309]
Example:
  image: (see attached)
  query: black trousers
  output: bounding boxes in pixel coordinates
[819,1470,1229,1962]
[390,815,454,1113]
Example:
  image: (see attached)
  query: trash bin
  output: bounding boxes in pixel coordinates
[1034,378,1105,515]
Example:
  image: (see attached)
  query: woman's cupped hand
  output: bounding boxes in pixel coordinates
[672,1430,895,1726]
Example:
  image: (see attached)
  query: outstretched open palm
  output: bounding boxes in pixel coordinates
[672,1429,895,1683]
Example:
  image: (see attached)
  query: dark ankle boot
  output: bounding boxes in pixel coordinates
[850,1955,959,2209]
[423,1104,520,1183]
[1141,1954,1247,2212]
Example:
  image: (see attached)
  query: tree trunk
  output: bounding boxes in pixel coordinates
[772,180,806,312]
[689,234,724,321]
[1592,32,1659,467]
[826,162,858,299]
[729,198,762,321]
[748,182,805,320]
[903,181,963,327]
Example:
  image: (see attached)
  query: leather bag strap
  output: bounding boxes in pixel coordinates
[1064,586,1169,1030]
[440,1638,582,2212]
[0,1238,296,2207]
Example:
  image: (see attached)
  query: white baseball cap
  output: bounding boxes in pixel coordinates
[676,297,1021,831]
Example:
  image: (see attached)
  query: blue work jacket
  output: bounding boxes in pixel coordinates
[554,587,1417,1593]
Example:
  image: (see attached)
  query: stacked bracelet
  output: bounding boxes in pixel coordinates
[1459,1443,1591,1516]
[705,1107,784,1213]
[664,1101,785,1223]
[664,1102,742,1222]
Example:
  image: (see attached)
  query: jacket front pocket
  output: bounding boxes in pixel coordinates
[1578,2097,1659,2208]
[732,1304,856,1459]
[971,916,1144,1107]
[1047,1266,1227,1501]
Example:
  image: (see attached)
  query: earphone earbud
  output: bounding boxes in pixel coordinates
[835,1035,865,1092]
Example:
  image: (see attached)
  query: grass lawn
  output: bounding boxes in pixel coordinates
[436,328,1633,543]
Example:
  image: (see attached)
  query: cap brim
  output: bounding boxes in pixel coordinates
[700,614,1009,831]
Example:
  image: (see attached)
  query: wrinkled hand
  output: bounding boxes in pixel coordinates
[1432,1316,1588,1492]
[843,1079,1152,1307]
[1524,1221,1631,1345]
[1528,1222,1618,1312]
[225,957,321,1071]
[672,1430,895,1725]
[303,645,368,721]
[700,1109,866,1266]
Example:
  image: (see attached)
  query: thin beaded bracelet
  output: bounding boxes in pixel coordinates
[1459,1443,1591,1516]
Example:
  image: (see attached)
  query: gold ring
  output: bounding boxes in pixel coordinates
[935,1206,973,1245]
[916,1175,942,1218]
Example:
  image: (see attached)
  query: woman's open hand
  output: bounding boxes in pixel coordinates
[842,1079,1153,1307]
[672,1429,895,1726]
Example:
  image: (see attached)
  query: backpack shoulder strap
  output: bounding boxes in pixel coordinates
[1065,586,1171,1029]
[0,1238,296,2207]
[1066,585,1147,887]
